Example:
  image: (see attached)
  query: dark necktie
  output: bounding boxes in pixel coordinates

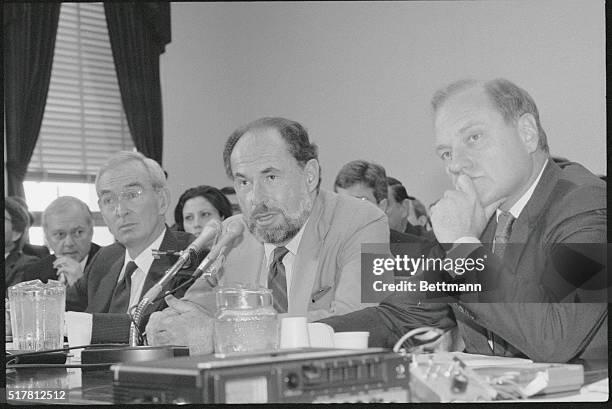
[493,211,515,258]
[108,261,138,313]
[268,246,289,313]
[488,211,515,353]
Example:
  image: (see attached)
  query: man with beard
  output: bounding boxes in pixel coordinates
[146,117,389,353]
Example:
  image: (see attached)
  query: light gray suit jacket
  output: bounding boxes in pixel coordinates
[182,189,390,320]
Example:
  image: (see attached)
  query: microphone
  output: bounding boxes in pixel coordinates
[128,219,222,346]
[181,219,223,268]
[191,219,244,280]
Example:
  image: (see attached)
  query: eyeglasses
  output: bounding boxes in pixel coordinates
[98,186,154,209]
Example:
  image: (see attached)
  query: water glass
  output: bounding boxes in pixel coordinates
[214,284,279,354]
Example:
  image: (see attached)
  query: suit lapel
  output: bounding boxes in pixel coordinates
[504,161,561,273]
[141,229,177,298]
[289,193,325,314]
[92,255,125,312]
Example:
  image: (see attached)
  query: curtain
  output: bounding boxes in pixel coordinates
[4,3,60,198]
[104,2,171,166]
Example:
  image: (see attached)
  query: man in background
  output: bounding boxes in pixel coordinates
[333,160,429,246]
[385,176,431,237]
[23,196,100,286]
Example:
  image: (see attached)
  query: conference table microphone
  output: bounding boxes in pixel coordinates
[80,220,223,366]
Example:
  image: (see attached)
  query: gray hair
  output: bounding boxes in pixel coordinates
[431,78,549,153]
[95,151,167,191]
[42,196,93,230]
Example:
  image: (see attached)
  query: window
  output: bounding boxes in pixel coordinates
[25,2,133,247]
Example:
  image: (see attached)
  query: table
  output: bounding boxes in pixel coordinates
[3,352,608,404]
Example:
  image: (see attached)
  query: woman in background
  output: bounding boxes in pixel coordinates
[5,197,40,289]
[173,185,233,236]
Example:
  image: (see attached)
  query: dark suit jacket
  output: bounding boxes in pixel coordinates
[322,161,607,362]
[5,250,40,290]
[22,243,101,283]
[22,243,50,259]
[66,228,197,343]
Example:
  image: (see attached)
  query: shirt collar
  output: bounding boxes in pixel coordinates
[263,217,309,262]
[498,159,548,220]
[79,255,89,270]
[123,227,166,273]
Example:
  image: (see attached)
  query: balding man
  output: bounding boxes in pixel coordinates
[24,196,100,286]
[322,78,607,362]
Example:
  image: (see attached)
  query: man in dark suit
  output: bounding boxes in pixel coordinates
[23,196,101,286]
[321,78,607,363]
[66,151,198,344]
[386,176,427,237]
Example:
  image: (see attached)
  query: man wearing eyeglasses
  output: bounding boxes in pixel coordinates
[23,196,100,286]
[65,151,198,344]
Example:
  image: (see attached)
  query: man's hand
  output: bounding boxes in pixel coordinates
[53,256,84,286]
[146,295,215,355]
[431,174,504,243]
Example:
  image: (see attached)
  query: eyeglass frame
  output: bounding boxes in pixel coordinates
[97,185,160,210]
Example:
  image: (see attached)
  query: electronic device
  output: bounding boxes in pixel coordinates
[81,345,189,371]
[112,348,411,404]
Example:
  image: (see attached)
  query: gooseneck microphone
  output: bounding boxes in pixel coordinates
[191,219,244,280]
[128,219,222,346]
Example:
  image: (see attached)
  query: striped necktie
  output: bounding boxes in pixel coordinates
[493,211,515,258]
[487,211,516,353]
[108,261,138,313]
[268,246,289,313]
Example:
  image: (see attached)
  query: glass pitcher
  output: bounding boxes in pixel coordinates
[8,279,66,351]
[213,283,279,354]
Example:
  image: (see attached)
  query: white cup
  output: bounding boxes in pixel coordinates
[279,316,310,349]
[65,312,93,362]
[333,331,369,349]
[307,323,335,348]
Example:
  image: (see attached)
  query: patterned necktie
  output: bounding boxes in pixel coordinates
[493,211,515,258]
[487,211,515,353]
[108,261,138,313]
[268,246,289,313]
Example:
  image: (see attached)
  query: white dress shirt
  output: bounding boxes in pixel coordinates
[118,228,166,311]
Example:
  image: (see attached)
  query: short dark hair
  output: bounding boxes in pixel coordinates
[5,196,30,251]
[386,176,415,203]
[174,185,233,231]
[431,78,549,153]
[222,117,321,189]
[334,160,388,204]
[220,186,235,195]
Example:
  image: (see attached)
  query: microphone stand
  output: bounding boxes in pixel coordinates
[129,245,210,346]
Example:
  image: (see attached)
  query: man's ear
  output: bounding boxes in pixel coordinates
[157,187,171,215]
[304,159,320,192]
[378,198,388,212]
[518,113,539,153]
